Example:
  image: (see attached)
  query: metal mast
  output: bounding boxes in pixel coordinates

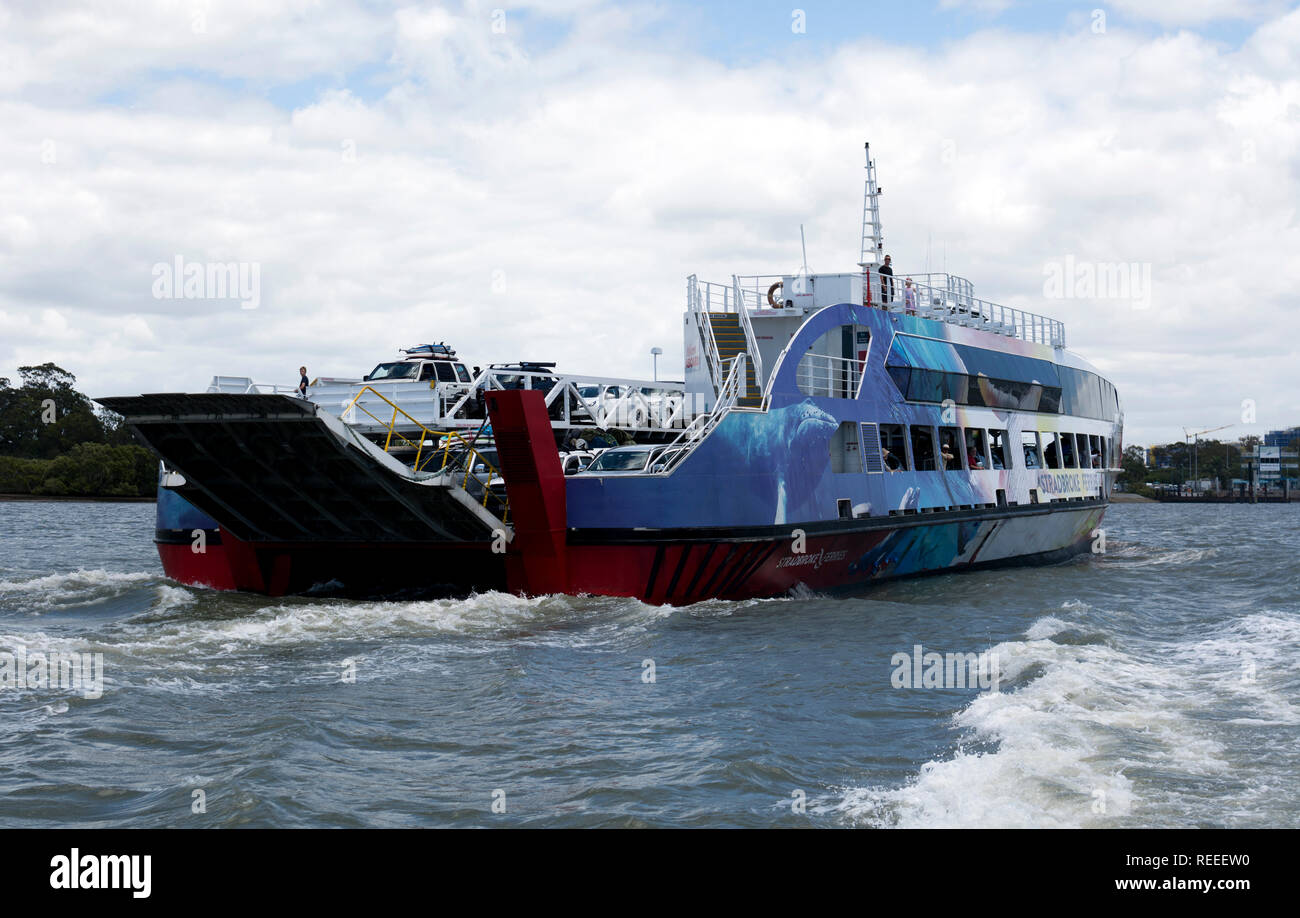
[857,142,884,269]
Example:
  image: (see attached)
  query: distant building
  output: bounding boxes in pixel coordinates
[1263,426,1300,449]
[1242,444,1299,488]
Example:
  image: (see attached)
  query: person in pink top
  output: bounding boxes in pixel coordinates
[903,277,917,315]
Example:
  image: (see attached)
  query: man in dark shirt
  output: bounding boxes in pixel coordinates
[878,254,895,305]
[297,366,309,398]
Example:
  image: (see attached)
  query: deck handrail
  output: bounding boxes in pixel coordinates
[340,385,506,513]
[720,271,1067,348]
[732,273,764,391]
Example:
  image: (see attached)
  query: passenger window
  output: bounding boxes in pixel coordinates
[418,363,436,382]
[1060,433,1077,468]
[910,425,937,471]
[435,362,456,382]
[938,426,964,471]
[1021,431,1041,469]
[455,364,471,383]
[988,430,1008,470]
[879,424,909,471]
[1043,433,1062,469]
[964,428,988,470]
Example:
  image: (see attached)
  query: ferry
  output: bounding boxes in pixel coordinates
[100,144,1121,601]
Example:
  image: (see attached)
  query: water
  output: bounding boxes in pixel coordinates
[0,500,1296,828]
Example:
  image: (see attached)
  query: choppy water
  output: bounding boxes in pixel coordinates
[0,500,1296,828]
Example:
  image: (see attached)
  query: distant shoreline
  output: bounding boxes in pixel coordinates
[0,494,156,503]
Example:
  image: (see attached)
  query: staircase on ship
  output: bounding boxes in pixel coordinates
[706,312,762,408]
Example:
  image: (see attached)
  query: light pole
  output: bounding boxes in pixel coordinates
[651,346,663,382]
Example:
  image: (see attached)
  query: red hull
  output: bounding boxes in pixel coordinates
[157,530,505,597]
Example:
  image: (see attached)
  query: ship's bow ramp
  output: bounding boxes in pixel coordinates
[97,393,504,543]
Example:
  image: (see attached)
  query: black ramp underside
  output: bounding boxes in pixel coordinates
[97,393,495,543]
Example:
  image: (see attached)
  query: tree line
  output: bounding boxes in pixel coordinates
[1117,435,1288,495]
[0,363,156,498]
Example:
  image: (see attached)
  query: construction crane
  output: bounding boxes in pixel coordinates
[1183,424,1233,493]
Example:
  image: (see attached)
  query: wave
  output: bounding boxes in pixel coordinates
[0,569,156,614]
[834,605,1300,828]
[1100,543,1220,567]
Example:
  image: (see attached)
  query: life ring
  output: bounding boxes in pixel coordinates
[766,281,783,307]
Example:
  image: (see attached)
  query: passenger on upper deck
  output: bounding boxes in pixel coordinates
[878,255,895,304]
[903,278,917,315]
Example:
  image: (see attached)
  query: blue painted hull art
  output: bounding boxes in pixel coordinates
[567,304,1120,532]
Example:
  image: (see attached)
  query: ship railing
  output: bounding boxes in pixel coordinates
[653,353,747,475]
[795,352,867,399]
[732,274,764,392]
[718,271,1067,348]
[206,375,299,395]
[866,271,1066,347]
[686,275,725,397]
[732,275,787,310]
[440,368,691,432]
[686,274,766,402]
[339,385,507,516]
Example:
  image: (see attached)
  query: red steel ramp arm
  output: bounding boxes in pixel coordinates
[485,389,570,595]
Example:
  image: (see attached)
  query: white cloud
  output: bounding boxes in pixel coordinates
[0,2,1297,449]
[1109,0,1282,27]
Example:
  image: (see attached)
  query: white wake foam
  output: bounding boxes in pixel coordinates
[834,603,1299,828]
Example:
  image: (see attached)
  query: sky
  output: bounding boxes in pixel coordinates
[1,0,1297,448]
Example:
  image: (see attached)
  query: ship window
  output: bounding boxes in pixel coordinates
[965,428,988,470]
[911,425,938,471]
[880,424,909,471]
[1088,435,1102,468]
[883,334,1128,419]
[1100,436,1109,469]
[886,334,1062,411]
[830,422,862,473]
[1060,433,1077,468]
[938,426,964,471]
[1075,434,1089,468]
[1021,431,1041,469]
[1043,433,1062,469]
[989,429,1008,470]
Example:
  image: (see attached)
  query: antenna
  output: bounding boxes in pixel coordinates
[858,141,885,270]
[800,224,809,274]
